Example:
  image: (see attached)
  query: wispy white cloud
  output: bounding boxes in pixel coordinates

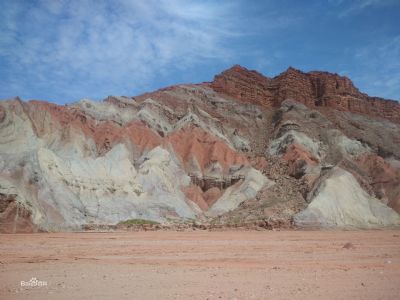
[351,36,400,100]
[0,0,246,101]
[3,1,396,102]
[330,0,398,18]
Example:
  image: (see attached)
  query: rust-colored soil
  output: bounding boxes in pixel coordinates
[0,230,399,299]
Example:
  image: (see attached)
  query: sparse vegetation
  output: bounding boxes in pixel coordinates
[119,218,159,226]
[133,189,142,196]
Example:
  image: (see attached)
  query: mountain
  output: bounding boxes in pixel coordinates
[1,65,399,232]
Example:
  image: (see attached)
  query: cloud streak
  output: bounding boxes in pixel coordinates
[0,0,243,102]
[330,0,398,18]
[350,35,400,99]
[0,1,398,102]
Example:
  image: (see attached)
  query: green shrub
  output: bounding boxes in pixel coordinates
[119,218,159,226]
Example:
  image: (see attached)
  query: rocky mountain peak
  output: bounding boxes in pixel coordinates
[211,64,400,124]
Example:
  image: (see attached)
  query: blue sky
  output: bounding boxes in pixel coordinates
[1,0,399,104]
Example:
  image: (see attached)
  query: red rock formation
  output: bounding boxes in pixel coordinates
[211,65,400,124]
[183,185,222,211]
[135,86,192,115]
[27,100,95,137]
[282,144,318,178]
[211,65,275,107]
[355,154,400,212]
[92,120,161,156]
[183,185,209,211]
[250,156,268,172]
[166,126,248,173]
[26,101,161,156]
[203,187,222,207]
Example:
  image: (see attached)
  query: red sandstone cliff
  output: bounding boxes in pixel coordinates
[211,65,400,124]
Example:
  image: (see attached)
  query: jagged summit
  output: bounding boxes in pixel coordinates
[211,64,400,123]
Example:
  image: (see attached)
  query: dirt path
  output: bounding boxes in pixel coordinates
[0,230,399,299]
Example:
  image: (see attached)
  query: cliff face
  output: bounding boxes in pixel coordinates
[211,65,400,124]
[1,65,399,232]
[211,65,276,107]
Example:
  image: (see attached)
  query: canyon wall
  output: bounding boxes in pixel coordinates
[211,65,400,124]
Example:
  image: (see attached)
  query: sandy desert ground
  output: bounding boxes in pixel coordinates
[0,230,399,299]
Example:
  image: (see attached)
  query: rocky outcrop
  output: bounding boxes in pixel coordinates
[355,154,400,212]
[211,65,400,124]
[26,100,162,158]
[183,185,222,211]
[207,167,273,215]
[210,65,275,107]
[166,126,248,176]
[294,168,400,228]
[0,84,270,232]
[1,65,399,231]
[0,193,37,233]
[282,144,319,179]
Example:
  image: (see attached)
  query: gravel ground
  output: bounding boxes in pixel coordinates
[0,230,399,299]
